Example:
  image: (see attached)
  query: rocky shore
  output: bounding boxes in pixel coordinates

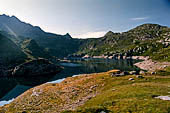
[67,54,150,60]
[0,58,63,77]
[134,59,170,72]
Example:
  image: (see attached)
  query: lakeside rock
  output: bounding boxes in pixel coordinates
[109,70,140,77]
[81,55,149,60]
[131,56,150,60]
[11,58,63,77]
[134,59,170,72]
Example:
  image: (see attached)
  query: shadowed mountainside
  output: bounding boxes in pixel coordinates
[0,14,79,58]
[0,32,27,68]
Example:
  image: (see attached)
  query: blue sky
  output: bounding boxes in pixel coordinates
[0,0,170,38]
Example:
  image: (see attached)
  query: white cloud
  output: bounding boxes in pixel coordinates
[131,17,149,21]
[73,31,107,39]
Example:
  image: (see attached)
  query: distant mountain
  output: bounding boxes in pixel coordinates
[0,14,73,39]
[0,14,46,39]
[0,32,27,68]
[0,14,80,58]
[76,24,170,61]
[0,14,170,61]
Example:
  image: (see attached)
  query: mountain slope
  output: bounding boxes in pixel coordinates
[20,39,51,59]
[0,32,27,68]
[0,14,169,60]
[0,14,80,58]
[75,24,170,61]
[0,14,46,39]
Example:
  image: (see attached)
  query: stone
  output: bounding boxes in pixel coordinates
[111,73,120,77]
[129,71,137,75]
[139,70,145,75]
[123,71,130,75]
[151,72,156,75]
[155,96,170,101]
[129,78,134,81]
[136,75,144,78]
[90,85,98,89]
[111,71,130,77]
[108,56,114,59]
[83,55,90,59]
[112,89,116,91]
[100,111,106,113]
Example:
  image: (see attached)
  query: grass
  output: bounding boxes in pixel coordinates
[62,72,170,113]
[156,66,170,76]
[1,69,170,113]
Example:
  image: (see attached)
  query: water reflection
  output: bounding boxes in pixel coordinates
[0,59,140,101]
[0,75,55,101]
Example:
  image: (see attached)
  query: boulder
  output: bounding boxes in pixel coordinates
[121,71,130,75]
[129,78,134,81]
[136,75,144,78]
[151,72,156,75]
[129,71,138,75]
[111,73,120,77]
[12,58,63,77]
[139,70,145,75]
[111,71,129,77]
[82,55,90,59]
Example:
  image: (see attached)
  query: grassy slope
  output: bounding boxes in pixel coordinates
[1,70,170,113]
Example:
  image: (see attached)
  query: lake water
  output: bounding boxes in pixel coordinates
[0,59,140,104]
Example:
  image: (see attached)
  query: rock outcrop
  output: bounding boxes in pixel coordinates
[11,59,63,77]
[134,59,170,72]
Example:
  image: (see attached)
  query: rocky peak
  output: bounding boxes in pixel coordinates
[64,33,72,39]
[0,14,9,18]
[0,14,19,22]
[105,31,114,36]
[132,23,168,31]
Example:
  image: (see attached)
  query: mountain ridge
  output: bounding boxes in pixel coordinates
[0,14,72,39]
[0,14,170,61]
[75,23,170,61]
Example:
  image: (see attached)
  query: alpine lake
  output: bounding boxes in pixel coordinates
[0,58,141,104]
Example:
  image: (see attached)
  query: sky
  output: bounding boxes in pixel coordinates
[0,0,170,38]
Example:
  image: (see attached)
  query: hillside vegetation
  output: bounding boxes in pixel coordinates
[76,24,170,61]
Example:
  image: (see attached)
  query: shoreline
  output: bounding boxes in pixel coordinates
[134,58,170,72]
[0,73,85,107]
[0,56,154,107]
[1,57,170,108]
[66,55,150,60]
